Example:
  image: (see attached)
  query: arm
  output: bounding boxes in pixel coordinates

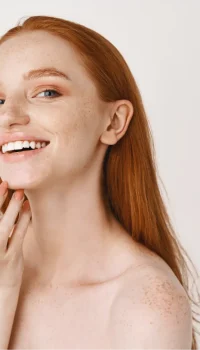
[0,286,21,349]
[109,266,193,349]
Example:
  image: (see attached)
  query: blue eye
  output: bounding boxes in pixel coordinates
[36,89,61,98]
[0,89,61,105]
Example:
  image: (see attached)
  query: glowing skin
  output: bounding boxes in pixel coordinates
[0,30,191,350]
[0,30,134,288]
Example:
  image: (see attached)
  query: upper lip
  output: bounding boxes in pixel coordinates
[0,133,50,148]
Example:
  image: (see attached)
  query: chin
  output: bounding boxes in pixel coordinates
[2,175,48,191]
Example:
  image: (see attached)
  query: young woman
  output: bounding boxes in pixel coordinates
[0,15,199,349]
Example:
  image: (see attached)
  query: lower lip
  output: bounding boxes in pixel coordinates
[0,144,50,163]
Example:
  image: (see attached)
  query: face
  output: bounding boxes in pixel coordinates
[0,30,111,190]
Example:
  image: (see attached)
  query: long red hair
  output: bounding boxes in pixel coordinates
[0,15,199,348]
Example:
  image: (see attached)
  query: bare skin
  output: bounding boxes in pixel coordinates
[0,30,134,290]
[7,225,188,349]
[0,31,191,349]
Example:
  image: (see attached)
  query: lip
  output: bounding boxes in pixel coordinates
[0,132,50,148]
[0,142,50,163]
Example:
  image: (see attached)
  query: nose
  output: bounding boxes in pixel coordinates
[0,99,30,128]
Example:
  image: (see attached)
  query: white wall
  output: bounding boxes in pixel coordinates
[0,0,199,344]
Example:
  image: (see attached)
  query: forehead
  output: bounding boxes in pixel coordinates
[0,30,95,92]
[0,30,78,62]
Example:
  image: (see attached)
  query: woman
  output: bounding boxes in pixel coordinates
[0,15,199,349]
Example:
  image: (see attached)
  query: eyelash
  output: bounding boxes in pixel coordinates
[35,88,61,98]
[0,88,61,105]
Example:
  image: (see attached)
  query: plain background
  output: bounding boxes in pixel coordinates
[0,0,200,345]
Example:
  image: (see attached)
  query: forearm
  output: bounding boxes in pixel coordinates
[0,287,20,350]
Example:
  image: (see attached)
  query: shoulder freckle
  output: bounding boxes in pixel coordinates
[139,269,191,323]
[109,265,193,349]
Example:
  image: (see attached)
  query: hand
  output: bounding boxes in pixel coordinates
[0,181,31,289]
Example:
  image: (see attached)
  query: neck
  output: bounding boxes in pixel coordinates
[22,176,120,289]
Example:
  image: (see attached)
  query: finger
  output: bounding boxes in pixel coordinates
[6,224,17,249]
[7,200,31,253]
[0,190,24,250]
[0,181,8,208]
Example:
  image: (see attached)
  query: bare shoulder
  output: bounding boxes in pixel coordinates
[109,253,193,349]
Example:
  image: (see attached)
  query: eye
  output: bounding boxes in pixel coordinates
[36,89,61,98]
[0,89,61,105]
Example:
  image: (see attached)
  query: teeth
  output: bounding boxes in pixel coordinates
[2,140,48,154]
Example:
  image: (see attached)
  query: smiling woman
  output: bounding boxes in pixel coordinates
[0,15,199,350]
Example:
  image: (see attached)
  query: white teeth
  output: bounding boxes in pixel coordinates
[36,142,41,149]
[29,141,36,150]
[22,141,30,149]
[7,143,15,151]
[2,140,48,154]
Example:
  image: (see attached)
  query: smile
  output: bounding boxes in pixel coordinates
[0,141,51,163]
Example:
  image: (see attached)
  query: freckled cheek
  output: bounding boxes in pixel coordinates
[59,121,90,153]
[31,105,74,133]
[57,121,98,163]
[47,114,83,154]
[36,103,97,149]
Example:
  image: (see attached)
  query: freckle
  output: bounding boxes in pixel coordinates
[142,273,191,326]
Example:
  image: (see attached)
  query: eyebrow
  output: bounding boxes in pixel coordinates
[23,67,71,81]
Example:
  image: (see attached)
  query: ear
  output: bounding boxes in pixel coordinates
[100,100,134,145]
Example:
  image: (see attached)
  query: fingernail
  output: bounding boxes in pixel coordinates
[23,200,30,211]
[14,190,24,201]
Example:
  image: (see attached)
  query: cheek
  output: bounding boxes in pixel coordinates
[52,101,102,173]
[58,99,101,146]
[34,97,101,159]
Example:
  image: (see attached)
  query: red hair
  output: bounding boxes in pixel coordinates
[0,15,199,348]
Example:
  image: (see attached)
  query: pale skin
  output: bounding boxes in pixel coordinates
[0,31,192,349]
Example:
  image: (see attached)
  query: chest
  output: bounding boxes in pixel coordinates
[8,284,115,349]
